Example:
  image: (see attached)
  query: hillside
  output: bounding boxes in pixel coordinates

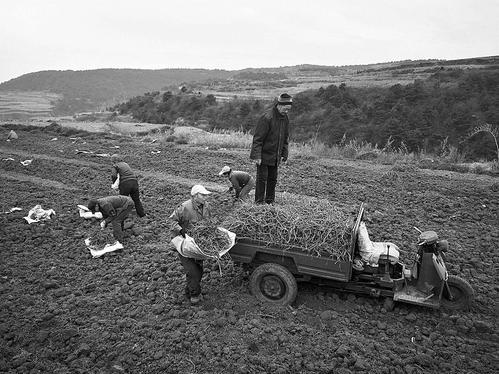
[0,69,232,115]
[0,56,497,117]
[111,67,499,161]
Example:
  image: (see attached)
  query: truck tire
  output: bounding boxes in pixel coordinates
[249,263,297,305]
[441,275,474,311]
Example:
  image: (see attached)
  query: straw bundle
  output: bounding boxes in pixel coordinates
[219,193,354,261]
[189,219,232,257]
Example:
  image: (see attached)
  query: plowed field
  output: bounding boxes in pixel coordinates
[0,125,497,374]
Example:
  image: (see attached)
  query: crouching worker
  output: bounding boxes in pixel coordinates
[111,154,146,217]
[218,165,255,200]
[168,185,212,305]
[88,195,135,243]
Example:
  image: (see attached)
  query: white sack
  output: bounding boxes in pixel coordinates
[357,222,399,265]
[171,227,236,260]
[77,205,103,219]
[111,174,120,190]
[24,205,55,224]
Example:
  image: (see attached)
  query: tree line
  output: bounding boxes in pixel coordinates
[111,68,499,161]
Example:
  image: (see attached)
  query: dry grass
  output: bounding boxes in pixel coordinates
[220,193,354,261]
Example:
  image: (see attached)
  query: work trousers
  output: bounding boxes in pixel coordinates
[111,202,134,242]
[178,254,204,297]
[255,164,278,204]
[238,176,256,200]
[119,179,145,217]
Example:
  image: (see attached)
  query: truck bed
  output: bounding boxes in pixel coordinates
[228,203,365,283]
[229,238,353,282]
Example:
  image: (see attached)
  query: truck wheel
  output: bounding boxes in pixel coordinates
[249,263,297,305]
[441,275,474,311]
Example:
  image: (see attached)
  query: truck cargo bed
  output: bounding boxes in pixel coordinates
[230,238,353,282]
[228,203,365,283]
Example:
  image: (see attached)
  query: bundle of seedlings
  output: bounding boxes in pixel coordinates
[187,218,235,275]
[221,193,354,261]
[189,218,233,258]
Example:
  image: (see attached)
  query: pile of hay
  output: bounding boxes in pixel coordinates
[220,194,354,261]
[189,218,233,257]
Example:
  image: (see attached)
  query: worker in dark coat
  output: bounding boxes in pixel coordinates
[249,93,291,204]
[168,185,212,305]
[218,165,255,200]
[111,154,145,217]
[88,195,134,242]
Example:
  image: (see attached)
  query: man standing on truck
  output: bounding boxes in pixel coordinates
[168,184,212,305]
[250,93,291,204]
[218,165,255,200]
[111,154,146,218]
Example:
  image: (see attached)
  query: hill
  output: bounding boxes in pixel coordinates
[0,68,231,116]
[111,66,499,161]
[0,56,497,117]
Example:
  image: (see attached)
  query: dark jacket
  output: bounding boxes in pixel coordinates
[96,195,134,223]
[112,162,137,183]
[250,106,289,166]
[169,199,212,236]
[228,171,253,195]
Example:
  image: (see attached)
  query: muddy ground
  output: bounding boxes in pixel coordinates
[0,125,498,374]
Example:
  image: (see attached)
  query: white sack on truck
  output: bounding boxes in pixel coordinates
[357,222,399,266]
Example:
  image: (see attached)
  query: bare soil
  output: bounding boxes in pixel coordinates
[0,125,498,374]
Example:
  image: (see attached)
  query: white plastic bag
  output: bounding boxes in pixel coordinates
[85,238,124,258]
[24,205,55,224]
[171,227,236,260]
[111,174,120,190]
[357,222,400,265]
[78,205,103,219]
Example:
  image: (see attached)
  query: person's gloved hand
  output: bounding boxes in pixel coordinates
[281,157,288,164]
[179,228,186,238]
[255,159,262,166]
[100,221,107,229]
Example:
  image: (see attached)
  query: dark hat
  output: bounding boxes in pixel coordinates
[277,93,293,105]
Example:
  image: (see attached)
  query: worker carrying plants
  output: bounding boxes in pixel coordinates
[218,165,255,200]
[111,154,146,217]
[168,184,212,305]
[87,195,135,243]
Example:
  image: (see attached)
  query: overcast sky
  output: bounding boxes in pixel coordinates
[1,0,498,83]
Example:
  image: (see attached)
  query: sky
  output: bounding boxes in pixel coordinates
[1,0,498,84]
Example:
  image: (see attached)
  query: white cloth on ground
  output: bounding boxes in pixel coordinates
[24,205,55,224]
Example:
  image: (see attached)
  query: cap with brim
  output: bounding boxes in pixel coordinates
[191,184,211,195]
[218,165,231,176]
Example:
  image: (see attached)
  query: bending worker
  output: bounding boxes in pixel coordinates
[168,185,212,305]
[218,165,255,200]
[111,154,146,217]
[87,195,135,243]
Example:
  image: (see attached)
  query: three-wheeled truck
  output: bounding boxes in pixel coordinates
[229,203,474,310]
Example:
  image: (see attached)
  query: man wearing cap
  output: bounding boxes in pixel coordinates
[250,93,291,204]
[87,195,135,243]
[111,154,146,217]
[218,165,255,200]
[168,184,212,304]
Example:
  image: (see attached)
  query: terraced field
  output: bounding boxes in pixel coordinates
[0,92,60,120]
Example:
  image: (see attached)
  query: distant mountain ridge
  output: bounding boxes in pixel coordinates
[0,56,497,116]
